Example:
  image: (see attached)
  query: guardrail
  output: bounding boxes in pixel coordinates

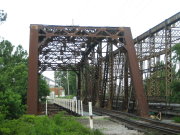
[53,98,84,116]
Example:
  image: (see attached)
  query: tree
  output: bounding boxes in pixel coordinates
[68,71,77,95]
[170,81,180,103]
[0,40,14,66]
[0,90,25,119]
[0,10,7,22]
[39,76,50,101]
[0,41,28,103]
[143,61,169,96]
[172,43,180,78]
[0,40,50,119]
[54,71,77,95]
[172,43,180,62]
[170,43,180,103]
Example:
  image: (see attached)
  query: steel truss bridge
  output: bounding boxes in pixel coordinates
[27,12,180,117]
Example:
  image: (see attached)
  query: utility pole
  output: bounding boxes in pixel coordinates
[67,71,69,95]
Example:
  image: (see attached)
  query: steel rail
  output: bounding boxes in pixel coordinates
[83,105,180,135]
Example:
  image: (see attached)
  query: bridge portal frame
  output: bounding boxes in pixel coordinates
[27,25,149,117]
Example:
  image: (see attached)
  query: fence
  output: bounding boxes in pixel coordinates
[53,98,84,116]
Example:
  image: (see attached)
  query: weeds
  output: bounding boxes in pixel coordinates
[173,116,180,123]
[0,112,103,135]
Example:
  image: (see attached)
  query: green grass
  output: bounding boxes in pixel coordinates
[144,131,160,135]
[0,112,103,135]
[173,116,180,123]
[129,116,140,120]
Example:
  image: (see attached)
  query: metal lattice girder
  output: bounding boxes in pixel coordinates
[37,25,126,73]
[134,12,180,101]
[28,25,149,117]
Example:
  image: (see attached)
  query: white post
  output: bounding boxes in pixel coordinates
[70,100,72,111]
[78,100,80,115]
[68,99,70,110]
[68,99,69,109]
[81,100,84,116]
[75,100,78,114]
[66,99,68,109]
[88,102,93,129]
[64,99,66,108]
[64,99,65,108]
[65,99,67,109]
[59,99,61,106]
[69,99,71,111]
[63,99,64,108]
[66,99,67,108]
[62,99,64,107]
[72,100,74,112]
[45,99,48,116]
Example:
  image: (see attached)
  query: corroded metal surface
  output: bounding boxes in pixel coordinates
[28,12,180,116]
[27,25,39,114]
[134,12,180,102]
[28,25,149,117]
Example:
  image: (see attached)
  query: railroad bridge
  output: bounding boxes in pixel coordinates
[27,12,180,117]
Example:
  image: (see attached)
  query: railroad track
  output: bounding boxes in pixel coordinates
[84,105,180,135]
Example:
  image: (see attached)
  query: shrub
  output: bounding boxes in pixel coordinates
[170,80,180,103]
[0,90,25,119]
[173,117,180,123]
[0,112,103,135]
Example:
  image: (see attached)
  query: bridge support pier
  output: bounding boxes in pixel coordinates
[27,25,39,114]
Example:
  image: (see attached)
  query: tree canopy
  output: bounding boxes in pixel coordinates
[172,43,180,62]
[170,43,180,103]
[0,40,50,119]
[54,71,77,96]
[0,10,7,22]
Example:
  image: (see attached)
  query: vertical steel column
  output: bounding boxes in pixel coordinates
[88,73,93,101]
[91,49,96,102]
[107,42,114,109]
[124,28,149,117]
[123,53,129,111]
[149,35,156,96]
[148,58,153,96]
[102,45,109,107]
[165,26,172,98]
[139,42,143,76]
[27,25,39,114]
[95,43,102,107]
[115,52,123,108]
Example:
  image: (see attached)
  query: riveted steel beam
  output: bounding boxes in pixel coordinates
[28,25,150,117]
[27,25,39,114]
[124,27,149,117]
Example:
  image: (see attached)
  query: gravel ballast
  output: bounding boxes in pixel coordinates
[77,116,144,135]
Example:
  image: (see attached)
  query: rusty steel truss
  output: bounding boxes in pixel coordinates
[27,25,149,117]
[27,12,180,117]
[134,12,180,102]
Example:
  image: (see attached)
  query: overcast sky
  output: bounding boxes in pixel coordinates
[0,0,179,80]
